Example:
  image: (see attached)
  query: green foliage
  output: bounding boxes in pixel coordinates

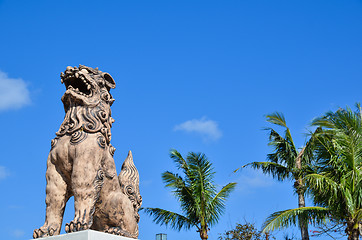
[307,104,362,238]
[143,150,237,240]
[260,104,362,240]
[243,112,316,240]
[218,222,269,240]
[262,207,329,232]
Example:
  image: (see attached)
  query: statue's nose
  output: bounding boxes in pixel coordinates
[66,66,72,71]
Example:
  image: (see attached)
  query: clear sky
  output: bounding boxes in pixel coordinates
[0,0,361,239]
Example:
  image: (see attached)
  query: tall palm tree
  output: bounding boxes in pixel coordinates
[143,150,237,240]
[261,105,362,240]
[243,112,315,240]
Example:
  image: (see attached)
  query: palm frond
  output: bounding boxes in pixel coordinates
[161,171,198,219]
[162,171,185,189]
[266,128,297,167]
[207,182,237,225]
[302,127,323,165]
[187,152,215,184]
[262,207,330,232]
[266,112,287,128]
[304,173,340,197]
[266,112,296,153]
[311,113,336,129]
[170,149,189,174]
[244,161,291,181]
[354,209,362,222]
[143,207,196,231]
[185,152,217,227]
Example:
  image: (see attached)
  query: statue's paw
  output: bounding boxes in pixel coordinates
[33,226,57,239]
[105,227,132,238]
[65,221,89,233]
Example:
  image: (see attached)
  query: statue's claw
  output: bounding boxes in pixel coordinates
[65,221,89,233]
[33,226,57,239]
[105,227,133,238]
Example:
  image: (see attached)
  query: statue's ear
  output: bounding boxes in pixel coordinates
[103,73,116,89]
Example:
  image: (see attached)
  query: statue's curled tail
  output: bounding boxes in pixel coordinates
[118,151,142,222]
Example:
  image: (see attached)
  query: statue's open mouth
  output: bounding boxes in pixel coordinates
[63,74,92,97]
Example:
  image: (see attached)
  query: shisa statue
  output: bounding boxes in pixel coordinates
[33,65,142,239]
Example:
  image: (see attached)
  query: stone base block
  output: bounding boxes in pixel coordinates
[34,230,137,240]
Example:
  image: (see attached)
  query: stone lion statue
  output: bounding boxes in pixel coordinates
[33,65,142,239]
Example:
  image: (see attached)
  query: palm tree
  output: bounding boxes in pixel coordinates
[261,105,362,240]
[143,150,237,240]
[243,112,315,240]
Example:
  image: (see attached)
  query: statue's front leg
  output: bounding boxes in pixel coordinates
[34,154,69,238]
[65,147,103,233]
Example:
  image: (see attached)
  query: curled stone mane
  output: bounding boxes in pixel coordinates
[56,100,114,143]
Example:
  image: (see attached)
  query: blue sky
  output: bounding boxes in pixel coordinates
[0,0,361,239]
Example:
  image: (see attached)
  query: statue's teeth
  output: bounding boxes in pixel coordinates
[87,85,91,90]
[75,72,79,78]
[75,88,79,92]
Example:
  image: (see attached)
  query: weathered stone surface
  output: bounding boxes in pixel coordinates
[33,66,142,239]
[34,230,137,240]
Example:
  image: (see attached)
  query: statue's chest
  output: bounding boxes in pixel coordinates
[50,131,108,155]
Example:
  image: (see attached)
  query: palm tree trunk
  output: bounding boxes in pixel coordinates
[348,230,359,240]
[199,228,208,240]
[295,148,309,240]
[297,186,309,240]
[346,221,360,240]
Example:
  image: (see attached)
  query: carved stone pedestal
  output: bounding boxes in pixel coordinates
[34,230,137,240]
